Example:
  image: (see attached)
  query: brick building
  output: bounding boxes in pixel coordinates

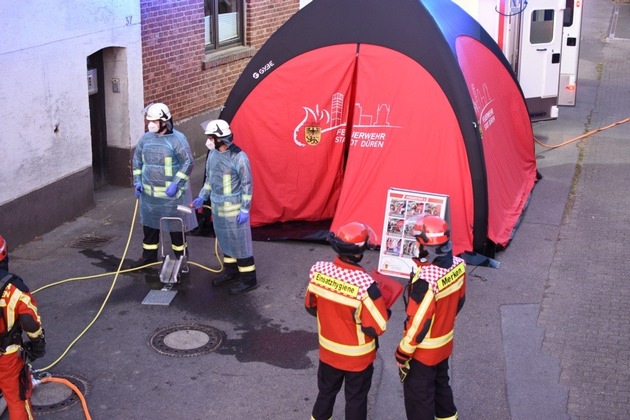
[0,0,301,249]
[140,0,301,161]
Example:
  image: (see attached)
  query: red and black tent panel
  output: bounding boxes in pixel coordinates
[219,0,537,257]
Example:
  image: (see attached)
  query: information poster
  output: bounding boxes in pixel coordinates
[378,188,449,279]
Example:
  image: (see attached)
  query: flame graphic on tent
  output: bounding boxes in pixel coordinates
[293,104,331,147]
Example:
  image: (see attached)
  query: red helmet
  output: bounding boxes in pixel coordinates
[329,222,376,256]
[0,235,7,262]
[411,215,450,246]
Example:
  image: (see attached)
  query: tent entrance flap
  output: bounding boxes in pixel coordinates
[219,0,537,258]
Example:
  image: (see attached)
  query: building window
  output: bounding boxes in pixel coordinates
[205,0,244,51]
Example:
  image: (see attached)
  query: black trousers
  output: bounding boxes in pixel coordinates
[403,358,457,420]
[223,254,256,283]
[142,226,184,258]
[311,360,374,420]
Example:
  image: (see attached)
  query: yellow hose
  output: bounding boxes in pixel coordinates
[33,199,223,373]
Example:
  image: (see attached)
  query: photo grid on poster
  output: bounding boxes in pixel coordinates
[378,188,449,279]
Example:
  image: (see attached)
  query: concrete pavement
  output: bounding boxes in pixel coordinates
[4,0,630,418]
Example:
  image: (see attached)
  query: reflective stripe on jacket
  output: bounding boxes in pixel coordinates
[397,258,466,366]
[305,257,389,372]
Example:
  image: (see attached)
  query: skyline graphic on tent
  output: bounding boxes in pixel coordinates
[219,0,538,257]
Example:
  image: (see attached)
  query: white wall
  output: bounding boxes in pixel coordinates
[0,0,143,205]
[299,0,313,9]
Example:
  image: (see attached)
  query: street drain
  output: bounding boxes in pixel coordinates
[68,234,113,249]
[31,372,90,415]
[149,323,224,357]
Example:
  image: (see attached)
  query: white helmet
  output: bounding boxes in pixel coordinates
[204,119,231,137]
[145,103,172,121]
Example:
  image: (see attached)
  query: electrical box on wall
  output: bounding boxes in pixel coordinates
[87,68,98,95]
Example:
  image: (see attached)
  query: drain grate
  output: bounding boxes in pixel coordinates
[68,234,113,249]
[150,323,224,357]
[31,372,90,415]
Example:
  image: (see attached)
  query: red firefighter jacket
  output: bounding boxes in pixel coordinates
[305,257,389,372]
[397,257,466,366]
[0,272,43,355]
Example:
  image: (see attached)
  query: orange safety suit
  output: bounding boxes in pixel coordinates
[397,257,466,365]
[305,257,389,372]
[396,256,466,420]
[305,257,389,420]
[0,271,44,420]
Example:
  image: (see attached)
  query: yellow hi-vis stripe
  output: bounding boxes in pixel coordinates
[24,398,34,420]
[217,202,241,217]
[143,243,159,250]
[418,329,454,349]
[353,306,366,345]
[238,264,256,273]
[133,169,142,175]
[319,334,376,356]
[362,297,388,332]
[172,243,186,251]
[436,412,458,420]
[141,184,171,198]
[164,157,173,177]
[223,174,232,195]
[308,283,360,308]
[436,276,464,300]
[399,289,435,354]
[224,256,237,264]
[175,171,188,180]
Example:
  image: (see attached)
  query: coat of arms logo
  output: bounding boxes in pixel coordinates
[305,125,322,146]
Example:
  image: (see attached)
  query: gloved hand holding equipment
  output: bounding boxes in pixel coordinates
[397,360,410,382]
[191,197,205,209]
[165,183,178,197]
[24,332,46,362]
[134,182,143,198]
[395,349,411,382]
[236,211,249,225]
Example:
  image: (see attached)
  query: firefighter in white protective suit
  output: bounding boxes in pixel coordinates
[130,103,197,268]
[192,119,257,295]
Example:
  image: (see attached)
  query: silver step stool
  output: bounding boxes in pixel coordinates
[142,207,191,305]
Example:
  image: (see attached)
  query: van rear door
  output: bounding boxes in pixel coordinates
[558,0,584,106]
[517,0,565,120]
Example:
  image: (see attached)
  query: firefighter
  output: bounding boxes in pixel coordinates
[0,235,46,419]
[191,119,257,295]
[395,215,466,420]
[304,222,389,420]
[130,103,197,267]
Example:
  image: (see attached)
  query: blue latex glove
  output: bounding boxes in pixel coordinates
[236,211,250,225]
[134,183,143,198]
[191,197,205,210]
[165,183,178,197]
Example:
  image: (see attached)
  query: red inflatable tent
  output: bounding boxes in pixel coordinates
[219,0,537,257]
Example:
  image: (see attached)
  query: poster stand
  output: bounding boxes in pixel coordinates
[377,188,449,279]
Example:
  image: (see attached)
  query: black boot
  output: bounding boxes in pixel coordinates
[127,251,158,269]
[228,280,258,295]
[212,272,239,287]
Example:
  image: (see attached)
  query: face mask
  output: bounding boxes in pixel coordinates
[148,121,160,133]
[205,139,215,151]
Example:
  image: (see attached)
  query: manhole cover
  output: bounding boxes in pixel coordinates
[31,372,90,415]
[149,323,224,357]
[68,234,113,249]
